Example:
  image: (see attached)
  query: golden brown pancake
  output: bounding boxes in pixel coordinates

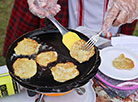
[112,54,134,70]
[14,38,40,55]
[51,62,79,82]
[70,39,95,63]
[13,58,37,79]
[36,51,58,67]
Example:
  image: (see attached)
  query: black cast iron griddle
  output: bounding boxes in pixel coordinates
[6,28,101,93]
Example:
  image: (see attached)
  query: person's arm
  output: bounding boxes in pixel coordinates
[102,0,138,33]
[27,0,61,18]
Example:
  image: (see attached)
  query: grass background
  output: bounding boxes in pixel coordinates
[0,0,138,66]
[0,0,14,66]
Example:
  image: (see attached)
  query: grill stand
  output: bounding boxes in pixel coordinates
[34,87,85,102]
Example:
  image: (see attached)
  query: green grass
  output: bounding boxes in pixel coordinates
[134,23,138,36]
[0,0,14,66]
[0,0,138,66]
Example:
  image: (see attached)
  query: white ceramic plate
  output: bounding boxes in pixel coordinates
[99,46,138,80]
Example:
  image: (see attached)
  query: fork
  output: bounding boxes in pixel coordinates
[82,31,103,51]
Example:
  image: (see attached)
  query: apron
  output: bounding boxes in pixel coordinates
[68,0,119,36]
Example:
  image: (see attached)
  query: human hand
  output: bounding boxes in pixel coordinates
[102,0,138,32]
[27,0,61,18]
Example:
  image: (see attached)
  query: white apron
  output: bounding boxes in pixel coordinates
[68,0,119,36]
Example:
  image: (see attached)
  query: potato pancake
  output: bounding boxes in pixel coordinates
[51,62,79,82]
[13,58,37,79]
[14,38,40,55]
[113,54,134,70]
[70,39,95,63]
[36,51,58,67]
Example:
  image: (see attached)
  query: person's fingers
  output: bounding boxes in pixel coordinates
[49,10,57,16]
[126,12,138,23]
[49,4,61,15]
[102,5,120,33]
[112,10,128,26]
[53,4,61,13]
[39,0,47,2]
[55,4,61,11]
[37,0,48,8]
[29,4,46,17]
[28,0,59,18]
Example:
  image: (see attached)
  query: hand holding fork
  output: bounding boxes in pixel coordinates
[82,0,138,51]
[82,31,103,51]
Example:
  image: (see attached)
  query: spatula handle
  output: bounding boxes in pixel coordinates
[47,15,68,35]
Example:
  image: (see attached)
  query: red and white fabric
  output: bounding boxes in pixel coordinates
[68,0,119,34]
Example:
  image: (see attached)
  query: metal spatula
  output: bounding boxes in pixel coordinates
[47,15,81,50]
[36,0,81,50]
